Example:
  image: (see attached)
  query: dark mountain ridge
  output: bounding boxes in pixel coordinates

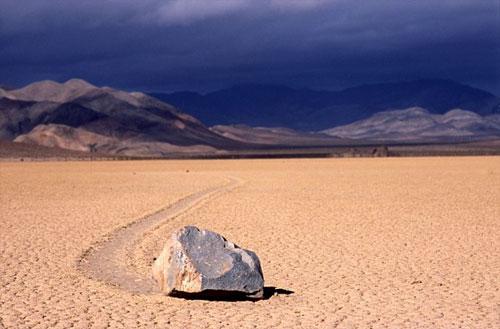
[152,79,500,131]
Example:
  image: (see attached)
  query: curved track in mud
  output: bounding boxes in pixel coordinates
[77,176,243,295]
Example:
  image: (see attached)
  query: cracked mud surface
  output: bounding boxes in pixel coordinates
[1,158,499,328]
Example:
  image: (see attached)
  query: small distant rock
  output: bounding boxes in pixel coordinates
[152,226,264,299]
[372,145,389,157]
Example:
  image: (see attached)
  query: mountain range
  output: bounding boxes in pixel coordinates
[0,79,238,156]
[1,78,499,157]
[153,79,500,131]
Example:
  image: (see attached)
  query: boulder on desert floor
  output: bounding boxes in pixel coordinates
[152,226,264,299]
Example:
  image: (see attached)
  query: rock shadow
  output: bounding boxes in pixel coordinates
[263,286,294,299]
[170,286,294,302]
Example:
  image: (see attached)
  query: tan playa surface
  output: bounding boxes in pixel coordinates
[0,157,499,328]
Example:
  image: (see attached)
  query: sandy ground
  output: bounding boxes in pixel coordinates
[0,157,499,328]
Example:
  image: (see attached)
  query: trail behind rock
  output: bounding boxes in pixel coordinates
[78,177,242,294]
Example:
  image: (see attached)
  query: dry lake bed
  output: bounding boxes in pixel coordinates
[0,157,499,328]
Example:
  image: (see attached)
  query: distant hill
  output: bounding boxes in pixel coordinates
[152,79,500,131]
[322,107,500,142]
[0,79,239,156]
[210,125,341,146]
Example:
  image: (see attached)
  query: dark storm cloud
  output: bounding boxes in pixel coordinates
[0,0,498,93]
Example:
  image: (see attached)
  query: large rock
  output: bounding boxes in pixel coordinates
[152,226,264,299]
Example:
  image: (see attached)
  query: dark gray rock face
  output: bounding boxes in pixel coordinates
[152,226,264,299]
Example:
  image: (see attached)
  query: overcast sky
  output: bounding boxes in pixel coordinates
[0,0,499,94]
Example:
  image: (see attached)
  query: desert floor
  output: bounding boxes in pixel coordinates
[0,157,499,328]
